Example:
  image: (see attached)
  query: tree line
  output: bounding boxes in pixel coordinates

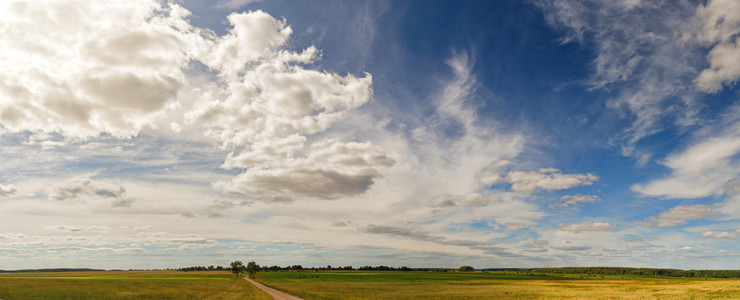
[259,265,436,271]
[0,268,105,273]
[179,263,740,279]
[178,265,226,271]
[484,267,740,278]
[180,263,470,273]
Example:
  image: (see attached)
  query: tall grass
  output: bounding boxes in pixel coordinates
[0,270,271,300]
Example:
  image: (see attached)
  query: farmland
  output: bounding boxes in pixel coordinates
[0,270,271,300]
[3,269,740,299]
[255,270,740,299]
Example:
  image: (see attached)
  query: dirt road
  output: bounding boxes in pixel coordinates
[244,276,303,300]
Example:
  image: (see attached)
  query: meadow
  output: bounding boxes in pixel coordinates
[255,270,740,299]
[0,270,271,300]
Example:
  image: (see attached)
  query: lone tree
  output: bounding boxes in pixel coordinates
[246,261,259,278]
[230,261,245,278]
[458,266,474,272]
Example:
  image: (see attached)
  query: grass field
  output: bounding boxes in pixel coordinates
[0,270,271,300]
[255,270,740,299]
[4,270,740,299]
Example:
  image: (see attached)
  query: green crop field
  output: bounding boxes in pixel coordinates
[254,270,740,299]
[0,270,271,300]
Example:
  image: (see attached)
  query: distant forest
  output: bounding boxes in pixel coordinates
[178,265,740,278]
[484,267,740,278]
[179,265,436,272]
[7,266,740,278]
[179,265,740,278]
[0,268,104,273]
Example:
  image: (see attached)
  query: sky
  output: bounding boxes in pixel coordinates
[1,0,740,270]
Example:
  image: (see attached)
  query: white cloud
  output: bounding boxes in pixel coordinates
[137,233,218,251]
[687,0,740,92]
[216,0,263,10]
[330,221,348,227]
[550,194,599,208]
[201,200,243,218]
[536,0,703,155]
[182,10,391,203]
[369,50,539,232]
[0,184,16,197]
[677,246,703,253]
[476,173,503,186]
[484,160,511,170]
[362,224,446,244]
[0,6,553,267]
[478,162,597,195]
[559,222,615,233]
[632,132,740,199]
[703,231,737,239]
[202,11,292,80]
[429,193,496,208]
[504,223,529,231]
[632,221,654,228]
[552,245,592,251]
[189,50,372,150]
[46,225,110,233]
[170,122,181,133]
[646,205,715,227]
[48,178,133,207]
[494,169,597,194]
[437,51,479,132]
[361,224,520,257]
[216,140,394,202]
[0,0,206,138]
[725,181,740,196]
[0,232,25,239]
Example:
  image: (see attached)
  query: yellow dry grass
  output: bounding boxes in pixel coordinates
[256,271,740,299]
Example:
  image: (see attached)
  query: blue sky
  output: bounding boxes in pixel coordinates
[1,0,740,270]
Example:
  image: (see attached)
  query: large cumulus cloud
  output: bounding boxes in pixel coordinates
[0,1,393,203]
[0,0,205,137]
[187,11,393,202]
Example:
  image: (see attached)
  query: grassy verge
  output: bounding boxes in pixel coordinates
[254,270,740,299]
[0,270,272,300]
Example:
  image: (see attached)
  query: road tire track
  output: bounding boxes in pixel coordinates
[244,276,303,300]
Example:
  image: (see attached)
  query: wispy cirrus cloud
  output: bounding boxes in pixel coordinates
[535,0,702,155]
[632,105,740,199]
[361,224,519,257]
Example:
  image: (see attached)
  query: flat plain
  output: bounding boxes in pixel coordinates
[255,271,740,299]
[4,270,740,299]
[0,270,271,300]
